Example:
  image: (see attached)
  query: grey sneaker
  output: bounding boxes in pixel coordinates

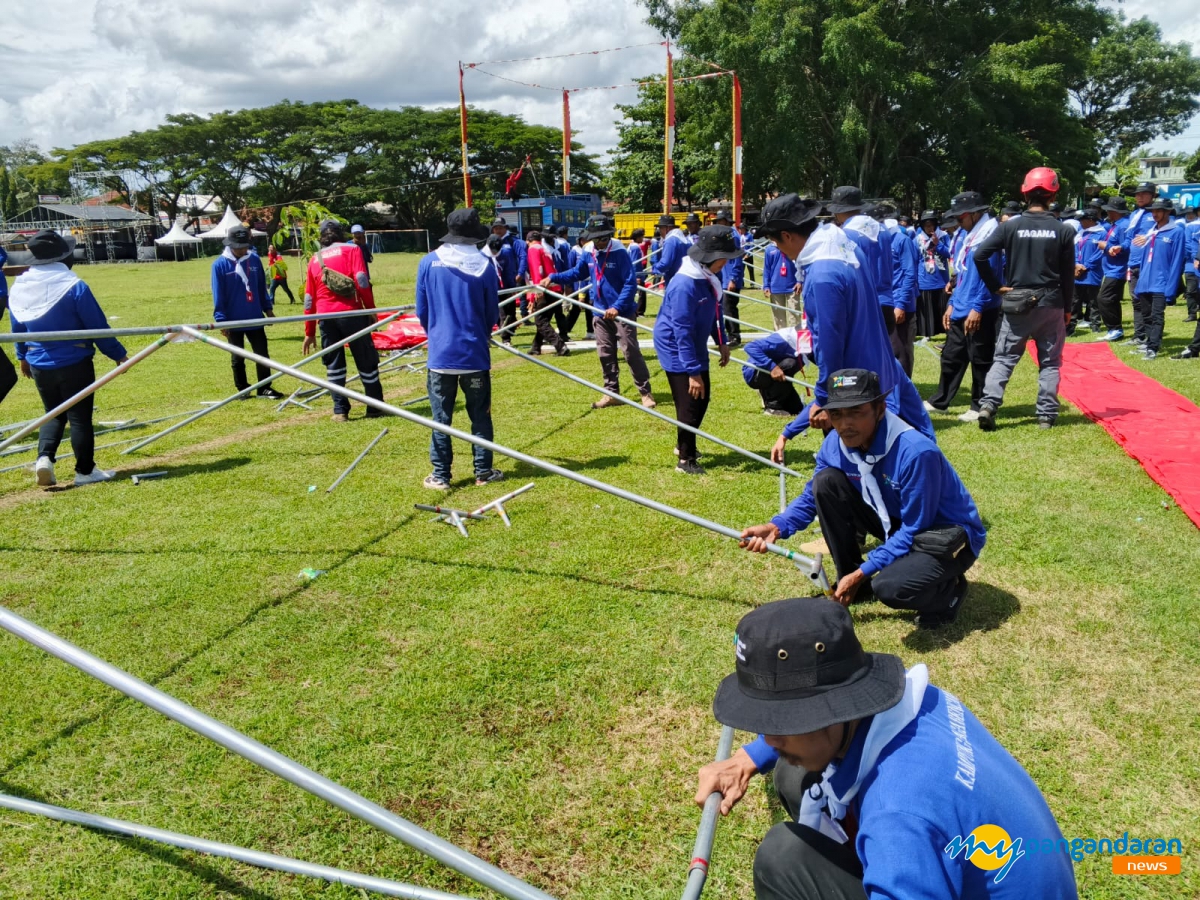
[1142,349,1157,360]
[475,469,505,486]
[675,460,706,475]
[423,474,450,490]
[35,455,56,486]
[1038,417,1055,429]
[977,405,997,432]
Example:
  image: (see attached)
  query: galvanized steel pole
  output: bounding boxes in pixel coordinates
[0,794,470,900]
[0,607,558,900]
[327,429,388,494]
[680,726,735,900]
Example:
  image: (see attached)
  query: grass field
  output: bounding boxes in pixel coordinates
[1,252,1197,899]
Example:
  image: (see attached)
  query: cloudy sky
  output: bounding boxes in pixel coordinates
[1,0,1195,161]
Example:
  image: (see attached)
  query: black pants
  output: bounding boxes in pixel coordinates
[812,468,976,614]
[554,299,586,341]
[724,290,741,343]
[1186,314,1200,355]
[320,314,384,415]
[1144,292,1169,352]
[665,369,710,464]
[269,278,296,304]
[499,296,523,342]
[755,760,866,900]
[0,347,17,406]
[748,356,803,414]
[927,308,999,412]
[637,275,648,316]
[30,358,96,475]
[1129,268,1147,341]
[1184,273,1199,318]
[1095,275,1126,331]
[882,306,915,377]
[1070,283,1099,331]
[529,298,566,353]
[915,288,947,337]
[226,327,272,391]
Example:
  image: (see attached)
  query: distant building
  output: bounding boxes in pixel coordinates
[1093,156,1188,190]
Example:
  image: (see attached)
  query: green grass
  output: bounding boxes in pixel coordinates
[0,254,1197,899]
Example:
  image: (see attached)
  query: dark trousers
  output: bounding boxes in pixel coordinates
[1095,275,1126,331]
[724,290,741,342]
[748,356,803,414]
[927,308,999,412]
[915,288,947,337]
[1070,283,1100,331]
[269,277,296,304]
[1186,314,1200,355]
[320,314,384,415]
[637,274,648,316]
[1184,273,1199,318]
[529,299,565,353]
[665,369,710,464]
[883,306,915,376]
[226,327,272,391]
[1144,292,1169,352]
[499,295,525,342]
[755,760,866,900]
[427,370,493,481]
[812,468,976,614]
[30,358,96,475]
[0,347,17,406]
[554,298,585,341]
[1129,269,1147,341]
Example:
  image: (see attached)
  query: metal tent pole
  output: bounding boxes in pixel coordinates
[680,726,735,900]
[467,482,535,527]
[177,325,829,588]
[0,794,470,900]
[327,428,388,493]
[0,607,557,900]
[493,340,803,479]
[0,336,172,453]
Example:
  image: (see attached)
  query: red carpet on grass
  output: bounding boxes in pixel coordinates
[1048,342,1200,528]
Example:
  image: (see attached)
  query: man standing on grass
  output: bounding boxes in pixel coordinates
[542,215,656,409]
[1183,207,1200,324]
[302,220,382,422]
[1121,181,1157,349]
[1093,196,1131,342]
[349,225,373,283]
[416,207,504,489]
[1171,231,1200,359]
[694,597,1078,899]
[1135,199,1188,360]
[762,238,801,330]
[0,243,15,405]
[880,205,919,376]
[1070,208,1105,336]
[652,214,690,287]
[266,246,296,305]
[211,225,285,401]
[715,209,745,345]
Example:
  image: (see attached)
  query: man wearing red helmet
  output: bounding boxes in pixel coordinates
[970,167,1076,430]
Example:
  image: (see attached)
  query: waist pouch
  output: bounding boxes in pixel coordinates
[911,525,970,560]
[1001,288,1043,315]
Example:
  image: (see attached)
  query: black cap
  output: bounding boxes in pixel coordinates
[1135,182,1157,195]
[1001,200,1023,214]
[712,597,906,736]
[687,225,743,265]
[918,209,939,224]
[826,185,865,214]
[949,191,990,216]
[823,368,886,410]
[1079,207,1099,221]
[556,225,568,237]
[485,234,503,252]
[713,208,732,224]
[581,215,616,242]
[683,212,703,225]
[440,207,490,245]
[26,230,76,265]
[1048,202,1063,214]
[657,214,677,228]
[1101,196,1128,213]
[224,225,253,249]
[491,216,508,227]
[754,193,822,238]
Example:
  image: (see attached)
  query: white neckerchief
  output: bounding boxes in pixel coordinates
[434,242,491,277]
[797,664,929,843]
[667,227,691,245]
[222,247,254,300]
[838,411,912,534]
[843,214,881,242]
[676,254,722,300]
[883,218,899,231]
[954,213,996,272]
[542,239,558,259]
[7,262,81,321]
[797,223,861,269]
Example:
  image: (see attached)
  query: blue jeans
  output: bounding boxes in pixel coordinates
[427,370,493,481]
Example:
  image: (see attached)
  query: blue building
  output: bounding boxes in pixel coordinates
[494,193,602,241]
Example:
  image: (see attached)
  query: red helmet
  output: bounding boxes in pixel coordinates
[1021,167,1060,195]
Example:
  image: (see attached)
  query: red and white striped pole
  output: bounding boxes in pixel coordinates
[458,62,472,207]
[732,74,743,225]
[664,44,675,215]
[562,89,572,195]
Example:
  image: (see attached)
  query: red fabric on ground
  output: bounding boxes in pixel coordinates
[372,314,426,350]
[1051,342,1200,528]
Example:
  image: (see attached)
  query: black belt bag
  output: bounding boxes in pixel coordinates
[1000,288,1044,315]
[911,525,969,560]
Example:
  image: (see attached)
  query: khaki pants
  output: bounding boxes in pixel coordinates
[593,316,652,395]
[770,292,802,330]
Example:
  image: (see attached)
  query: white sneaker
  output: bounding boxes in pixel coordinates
[957,409,981,422]
[923,400,936,412]
[34,456,56,486]
[73,467,116,486]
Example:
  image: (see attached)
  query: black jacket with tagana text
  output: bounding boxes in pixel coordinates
[972,211,1076,310]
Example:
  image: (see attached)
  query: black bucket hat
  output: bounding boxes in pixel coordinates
[1101,196,1128,213]
[822,368,886,410]
[581,215,616,242]
[687,225,743,265]
[917,209,939,225]
[713,597,906,736]
[657,214,677,229]
[441,207,490,245]
[26,230,77,265]
[754,194,822,239]
[826,185,866,214]
[949,191,990,216]
[683,212,703,226]
[224,224,253,249]
[1148,198,1174,212]
[713,208,733,224]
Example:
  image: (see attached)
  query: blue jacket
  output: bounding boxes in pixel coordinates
[652,263,725,374]
[1074,226,1104,287]
[763,245,798,294]
[781,233,933,440]
[488,244,518,289]
[724,251,745,291]
[0,246,8,299]
[550,242,638,318]
[9,264,127,368]
[742,329,800,385]
[949,217,1003,319]
[501,233,528,280]
[1184,221,1200,270]
[772,421,985,575]
[415,246,501,371]
[842,220,894,307]
[1098,216,1130,280]
[915,231,951,291]
[1122,206,1156,270]
[628,242,647,274]
[1134,221,1187,300]
[211,252,271,326]
[744,680,1077,900]
[652,231,691,285]
[888,226,919,312]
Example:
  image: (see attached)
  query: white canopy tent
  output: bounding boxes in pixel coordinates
[154,221,202,246]
[154,219,203,261]
[198,207,266,241]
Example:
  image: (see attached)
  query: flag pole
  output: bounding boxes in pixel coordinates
[664,43,675,215]
[458,62,472,206]
[732,74,743,225]
[562,90,572,195]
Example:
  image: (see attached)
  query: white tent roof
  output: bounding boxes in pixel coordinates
[154,221,202,245]
[198,207,266,240]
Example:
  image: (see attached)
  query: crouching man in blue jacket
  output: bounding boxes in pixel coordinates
[741,369,985,630]
[695,597,1078,900]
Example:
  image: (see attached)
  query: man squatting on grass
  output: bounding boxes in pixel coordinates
[416,207,504,490]
[742,369,985,630]
[695,597,1078,899]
